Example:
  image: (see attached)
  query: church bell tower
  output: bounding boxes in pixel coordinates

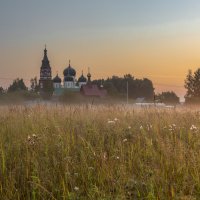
[39,46,53,98]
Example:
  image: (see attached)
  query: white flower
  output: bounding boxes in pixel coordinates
[103,152,108,160]
[88,167,94,170]
[114,118,119,121]
[108,120,115,124]
[116,156,120,160]
[128,126,131,129]
[147,124,152,131]
[123,138,128,143]
[74,186,79,191]
[190,125,198,131]
[168,124,176,132]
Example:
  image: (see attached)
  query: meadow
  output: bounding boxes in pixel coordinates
[0,104,200,200]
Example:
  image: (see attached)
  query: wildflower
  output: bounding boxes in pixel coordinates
[116,156,120,160]
[114,118,119,121]
[103,152,108,160]
[128,126,131,129]
[74,186,79,191]
[168,124,176,132]
[108,120,115,124]
[190,125,198,132]
[123,138,128,143]
[27,134,38,146]
[147,124,152,131]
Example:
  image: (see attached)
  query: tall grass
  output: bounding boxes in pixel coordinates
[0,104,199,199]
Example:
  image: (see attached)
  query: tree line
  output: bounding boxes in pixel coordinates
[185,68,200,104]
[93,74,154,100]
[0,74,181,104]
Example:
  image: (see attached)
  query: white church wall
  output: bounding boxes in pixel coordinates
[53,83,61,89]
[79,82,87,88]
[64,81,74,88]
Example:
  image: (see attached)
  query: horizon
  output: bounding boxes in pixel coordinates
[1,1,200,101]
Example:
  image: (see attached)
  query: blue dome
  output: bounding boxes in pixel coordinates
[64,76,74,82]
[78,74,87,82]
[53,74,61,83]
[63,62,76,77]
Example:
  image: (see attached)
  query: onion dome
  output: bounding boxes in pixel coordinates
[53,74,61,83]
[87,68,92,82]
[63,60,76,77]
[78,71,87,82]
[87,72,91,78]
[64,76,74,82]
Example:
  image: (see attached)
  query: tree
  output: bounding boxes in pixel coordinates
[185,68,200,103]
[93,74,154,100]
[8,78,27,92]
[193,69,200,97]
[185,70,194,102]
[104,81,118,96]
[30,77,40,92]
[156,91,179,104]
[0,87,4,94]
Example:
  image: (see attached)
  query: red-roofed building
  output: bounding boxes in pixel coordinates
[81,84,107,97]
[80,71,107,97]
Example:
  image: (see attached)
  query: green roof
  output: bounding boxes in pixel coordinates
[54,88,80,96]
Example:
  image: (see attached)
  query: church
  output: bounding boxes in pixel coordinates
[39,46,107,97]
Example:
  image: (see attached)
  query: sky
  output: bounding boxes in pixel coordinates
[1,0,200,100]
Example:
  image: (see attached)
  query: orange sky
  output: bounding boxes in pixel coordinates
[1,27,199,100]
[1,1,200,101]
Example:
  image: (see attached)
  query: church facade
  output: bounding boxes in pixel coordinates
[39,46,89,96]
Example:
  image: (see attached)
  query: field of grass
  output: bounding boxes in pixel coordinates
[0,104,200,199]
